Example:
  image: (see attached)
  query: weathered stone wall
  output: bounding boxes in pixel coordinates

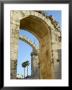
[10,11,20,79]
[10,10,61,79]
[51,29,61,79]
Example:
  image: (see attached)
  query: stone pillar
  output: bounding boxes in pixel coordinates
[31,49,40,79]
[40,32,52,79]
[10,21,20,79]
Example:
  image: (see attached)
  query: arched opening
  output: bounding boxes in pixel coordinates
[17,29,40,79]
[10,10,61,79]
[20,15,52,79]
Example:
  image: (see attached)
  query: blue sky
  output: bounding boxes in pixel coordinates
[17,30,39,77]
[47,10,61,26]
[17,10,61,78]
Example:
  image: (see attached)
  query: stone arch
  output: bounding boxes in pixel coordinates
[10,11,53,79]
[19,35,39,51]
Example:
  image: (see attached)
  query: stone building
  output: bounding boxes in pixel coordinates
[10,10,61,79]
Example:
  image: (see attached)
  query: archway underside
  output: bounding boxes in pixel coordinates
[20,15,53,79]
[20,15,49,39]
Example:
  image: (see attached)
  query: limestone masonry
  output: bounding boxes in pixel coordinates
[10,11,61,79]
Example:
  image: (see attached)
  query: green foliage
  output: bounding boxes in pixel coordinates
[22,60,29,68]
